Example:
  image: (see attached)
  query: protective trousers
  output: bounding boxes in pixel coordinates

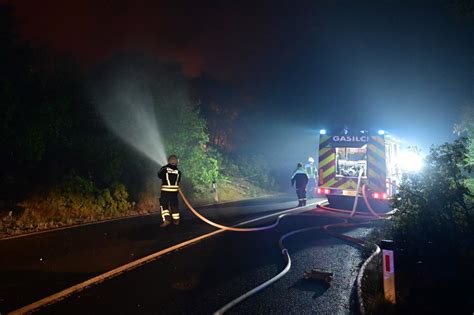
[307,178,316,198]
[296,188,307,207]
[160,191,180,222]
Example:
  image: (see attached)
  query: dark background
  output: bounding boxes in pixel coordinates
[2,0,473,180]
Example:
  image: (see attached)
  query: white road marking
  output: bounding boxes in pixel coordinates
[9,200,324,314]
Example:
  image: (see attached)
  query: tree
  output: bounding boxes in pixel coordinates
[454,105,474,168]
[89,54,220,198]
[391,138,474,312]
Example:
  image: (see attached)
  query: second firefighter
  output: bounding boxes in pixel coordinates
[291,163,309,207]
[158,155,182,227]
[305,157,318,198]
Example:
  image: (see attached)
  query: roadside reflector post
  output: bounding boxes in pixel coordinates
[212,180,219,202]
[381,239,396,304]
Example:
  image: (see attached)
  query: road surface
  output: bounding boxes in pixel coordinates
[1,195,372,314]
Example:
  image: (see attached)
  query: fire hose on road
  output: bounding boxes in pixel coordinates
[178,190,388,314]
[213,217,376,315]
[179,190,318,232]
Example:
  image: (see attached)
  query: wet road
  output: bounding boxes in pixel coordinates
[1,196,372,314]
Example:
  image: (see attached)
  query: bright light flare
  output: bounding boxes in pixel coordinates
[398,150,424,172]
[320,129,327,135]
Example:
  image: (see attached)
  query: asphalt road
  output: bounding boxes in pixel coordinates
[1,195,372,314]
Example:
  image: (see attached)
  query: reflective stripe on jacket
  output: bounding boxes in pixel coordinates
[158,164,181,192]
[291,168,309,189]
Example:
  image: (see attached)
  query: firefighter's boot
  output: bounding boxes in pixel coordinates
[160,208,172,227]
[160,219,171,228]
[172,213,181,226]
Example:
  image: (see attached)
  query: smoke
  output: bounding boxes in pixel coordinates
[95,77,168,166]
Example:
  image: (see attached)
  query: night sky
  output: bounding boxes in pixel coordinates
[3,0,474,172]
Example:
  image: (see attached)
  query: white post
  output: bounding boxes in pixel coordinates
[212,181,219,202]
[381,240,396,304]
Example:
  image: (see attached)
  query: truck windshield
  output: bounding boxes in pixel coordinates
[335,145,367,178]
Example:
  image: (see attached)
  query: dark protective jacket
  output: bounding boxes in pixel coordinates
[158,164,182,192]
[291,167,309,189]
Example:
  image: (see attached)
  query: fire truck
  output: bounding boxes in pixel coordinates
[317,129,401,210]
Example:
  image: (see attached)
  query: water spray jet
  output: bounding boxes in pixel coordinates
[96,78,168,166]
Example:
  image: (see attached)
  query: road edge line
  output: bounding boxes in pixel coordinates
[9,200,324,314]
[8,229,225,315]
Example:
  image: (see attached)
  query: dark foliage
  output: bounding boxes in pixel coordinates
[0,5,275,228]
[391,138,474,313]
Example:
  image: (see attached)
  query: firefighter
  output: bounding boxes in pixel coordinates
[305,157,317,198]
[158,155,182,227]
[291,163,309,207]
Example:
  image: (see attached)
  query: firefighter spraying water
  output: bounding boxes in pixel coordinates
[158,155,182,227]
[94,87,398,314]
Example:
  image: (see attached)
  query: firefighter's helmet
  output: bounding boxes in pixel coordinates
[308,157,315,163]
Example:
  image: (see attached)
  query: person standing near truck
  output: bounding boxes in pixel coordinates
[305,157,317,198]
[291,163,309,207]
